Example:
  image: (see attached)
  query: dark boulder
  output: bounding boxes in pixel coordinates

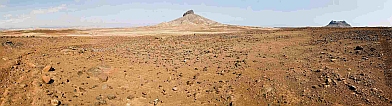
[183,10,194,17]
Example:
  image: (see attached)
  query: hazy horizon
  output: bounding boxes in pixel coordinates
[1,0,391,29]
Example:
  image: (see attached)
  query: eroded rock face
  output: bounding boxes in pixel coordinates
[183,10,194,17]
[326,20,352,27]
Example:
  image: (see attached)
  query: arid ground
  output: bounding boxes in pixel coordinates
[0,27,392,106]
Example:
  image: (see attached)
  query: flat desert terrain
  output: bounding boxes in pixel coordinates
[0,26,391,106]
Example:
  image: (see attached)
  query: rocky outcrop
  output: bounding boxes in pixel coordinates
[183,10,194,17]
[326,20,352,27]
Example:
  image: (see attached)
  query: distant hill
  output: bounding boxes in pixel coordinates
[325,20,352,27]
[155,10,222,27]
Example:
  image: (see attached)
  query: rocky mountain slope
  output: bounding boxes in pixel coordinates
[156,10,222,27]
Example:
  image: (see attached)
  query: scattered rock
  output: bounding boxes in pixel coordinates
[42,75,53,84]
[96,96,103,100]
[354,46,363,51]
[153,98,160,105]
[87,65,113,82]
[326,78,332,85]
[51,99,60,106]
[102,84,108,90]
[95,100,107,105]
[78,87,87,92]
[172,87,178,91]
[2,41,14,46]
[107,94,116,100]
[19,84,27,88]
[98,73,108,82]
[15,59,21,65]
[42,65,54,72]
[348,85,357,91]
[77,71,83,76]
[27,62,36,68]
[127,95,135,100]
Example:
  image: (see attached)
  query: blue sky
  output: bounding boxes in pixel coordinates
[0,0,391,28]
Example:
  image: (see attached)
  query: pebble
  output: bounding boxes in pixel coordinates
[51,99,60,106]
[15,59,21,65]
[153,98,160,105]
[102,84,108,90]
[348,85,357,91]
[98,73,108,82]
[127,95,135,100]
[42,65,54,73]
[42,75,52,84]
[354,46,363,50]
[27,63,36,68]
[107,94,116,100]
[326,78,332,85]
[96,96,103,100]
[19,84,27,88]
[172,87,178,91]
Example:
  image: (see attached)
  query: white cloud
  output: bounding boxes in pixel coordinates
[31,4,67,14]
[0,14,31,26]
[0,4,67,27]
[0,4,6,8]
[3,14,12,18]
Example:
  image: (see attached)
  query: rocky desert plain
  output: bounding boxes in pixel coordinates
[0,11,392,106]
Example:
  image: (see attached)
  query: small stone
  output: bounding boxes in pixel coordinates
[315,69,322,72]
[348,85,356,91]
[96,96,103,100]
[326,78,332,85]
[42,75,52,84]
[330,59,337,62]
[77,71,83,76]
[98,73,108,82]
[347,68,352,71]
[127,95,135,100]
[19,84,27,88]
[354,46,363,51]
[15,59,21,65]
[153,98,160,105]
[102,84,108,90]
[51,99,60,106]
[42,65,54,72]
[107,94,116,100]
[172,87,178,91]
[27,63,36,68]
[95,100,107,105]
[324,84,331,88]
